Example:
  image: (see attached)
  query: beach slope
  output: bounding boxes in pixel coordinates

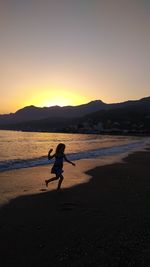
[0,149,150,266]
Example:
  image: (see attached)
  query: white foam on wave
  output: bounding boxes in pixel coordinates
[0,138,149,172]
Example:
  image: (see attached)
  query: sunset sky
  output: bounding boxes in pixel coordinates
[0,0,149,114]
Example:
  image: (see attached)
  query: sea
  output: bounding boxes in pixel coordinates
[0,130,149,172]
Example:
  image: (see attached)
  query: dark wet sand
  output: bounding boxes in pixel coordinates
[0,148,150,267]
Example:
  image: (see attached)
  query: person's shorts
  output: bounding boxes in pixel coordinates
[51,166,64,175]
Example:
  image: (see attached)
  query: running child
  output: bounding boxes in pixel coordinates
[45,143,75,190]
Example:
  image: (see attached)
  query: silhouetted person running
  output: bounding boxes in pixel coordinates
[45,143,75,190]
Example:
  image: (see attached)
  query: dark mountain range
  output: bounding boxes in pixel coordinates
[86,97,150,120]
[0,100,106,124]
[0,97,150,134]
[1,97,150,124]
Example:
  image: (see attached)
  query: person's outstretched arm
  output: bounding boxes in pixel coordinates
[64,155,75,166]
[48,149,55,160]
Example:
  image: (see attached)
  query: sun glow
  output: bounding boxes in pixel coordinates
[42,92,88,107]
[43,97,73,107]
[23,88,88,109]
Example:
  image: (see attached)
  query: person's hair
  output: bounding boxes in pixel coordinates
[55,143,66,154]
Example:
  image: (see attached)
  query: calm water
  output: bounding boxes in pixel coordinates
[0,130,149,172]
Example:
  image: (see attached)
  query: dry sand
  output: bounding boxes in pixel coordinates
[0,148,150,266]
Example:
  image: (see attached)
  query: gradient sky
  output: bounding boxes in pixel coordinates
[0,0,149,113]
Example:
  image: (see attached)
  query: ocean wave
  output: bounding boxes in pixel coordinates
[0,140,147,172]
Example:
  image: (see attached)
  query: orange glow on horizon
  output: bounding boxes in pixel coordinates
[21,87,89,109]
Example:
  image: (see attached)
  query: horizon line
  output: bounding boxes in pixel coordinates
[0,95,150,115]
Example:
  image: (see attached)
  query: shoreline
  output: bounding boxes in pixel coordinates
[0,128,150,136]
[0,134,148,174]
[0,144,148,208]
[0,153,126,207]
[0,147,150,266]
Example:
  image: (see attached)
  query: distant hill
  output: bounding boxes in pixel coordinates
[0,100,106,124]
[0,97,150,134]
[86,97,150,120]
[80,97,150,134]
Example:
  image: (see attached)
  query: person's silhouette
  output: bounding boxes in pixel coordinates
[45,143,75,190]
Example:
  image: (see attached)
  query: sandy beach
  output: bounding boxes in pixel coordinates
[0,147,150,266]
[0,152,131,207]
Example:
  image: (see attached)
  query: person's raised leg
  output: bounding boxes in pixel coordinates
[45,176,59,187]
